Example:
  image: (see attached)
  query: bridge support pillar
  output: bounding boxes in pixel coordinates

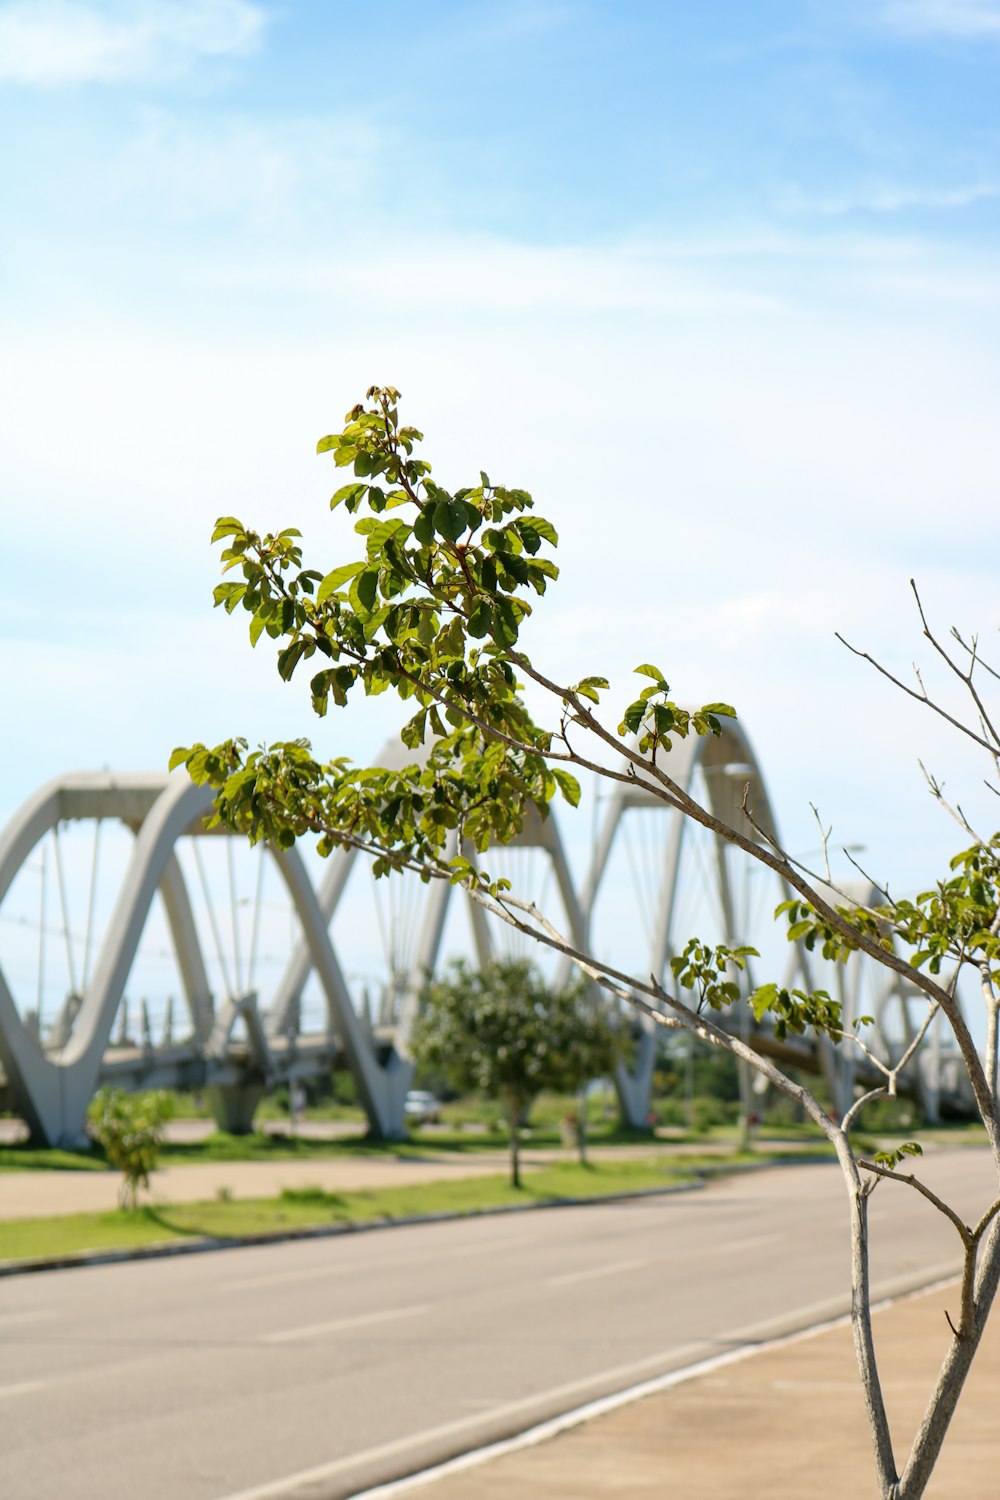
[205,1082,266,1136]
[614,1024,656,1130]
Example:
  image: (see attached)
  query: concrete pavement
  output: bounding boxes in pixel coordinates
[0,1143,675,1220]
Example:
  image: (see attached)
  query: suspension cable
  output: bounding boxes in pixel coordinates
[82,818,102,992]
[36,840,47,1031]
[226,836,242,995]
[192,839,235,1000]
[52,823,78,995]
[246,843,266,991]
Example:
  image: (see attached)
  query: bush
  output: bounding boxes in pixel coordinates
[89,1088,175,1209]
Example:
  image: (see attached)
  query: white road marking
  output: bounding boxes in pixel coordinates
[345,1275,967,1500]
[228,1232,540,1292]
[548,1256,651,1287]
[211,1337,727,1500]
[0,1381,45,1400]
[709,1232,782,1255]
[262,1303,431,1345]
[229,1263,357,1293]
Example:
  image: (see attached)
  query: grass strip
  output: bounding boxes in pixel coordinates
[0,1158,704,1263]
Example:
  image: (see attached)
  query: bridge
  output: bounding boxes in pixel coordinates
[0,721,975,1145]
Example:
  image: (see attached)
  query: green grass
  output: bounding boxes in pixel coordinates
[0,1157,701,1263]
[0,1144,107,1173]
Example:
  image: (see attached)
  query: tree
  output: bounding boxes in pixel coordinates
[410,958,620,1186]
[173,385,1000,1500]
[89,1087,174,1210]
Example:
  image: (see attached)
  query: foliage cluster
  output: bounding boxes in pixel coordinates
[88,1088,175,1210]
[410,958,621,1185]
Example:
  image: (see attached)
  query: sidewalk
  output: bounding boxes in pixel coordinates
[0,1144,667,1220]
[401,1281,999,1499]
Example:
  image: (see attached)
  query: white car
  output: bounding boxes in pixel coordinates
[404,1090,442,1126]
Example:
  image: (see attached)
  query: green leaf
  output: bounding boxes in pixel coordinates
[413,507,435,546]
[433,496,467,542]
[317,561,364,603]
[468,599,492,638]
[634,663,666,682]
[552,768,581,807]
[211,517,243,542]
[330,482,367,512]
[350,569,379,613]
[491,600,519,647]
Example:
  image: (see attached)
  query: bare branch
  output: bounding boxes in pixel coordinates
[971,1197,1000,1244]
[842,1085,889,1134]
[919,759,986,846]
[952,626,1000,685]
[857,1159,972,1246]
[911,580,1000,755]
[810,802,833,884]
[836,629,997,756]
[844,845,892,902]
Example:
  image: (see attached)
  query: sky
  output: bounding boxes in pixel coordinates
[3,0,1000,1017]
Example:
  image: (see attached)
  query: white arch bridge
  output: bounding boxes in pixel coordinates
[0,724,976,1146]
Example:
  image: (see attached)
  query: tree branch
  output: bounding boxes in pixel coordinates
[856,1160,972,1247]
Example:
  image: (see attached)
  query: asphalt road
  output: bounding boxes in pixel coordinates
[1,1150,995,1500]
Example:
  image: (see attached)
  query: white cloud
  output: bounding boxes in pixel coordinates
[779,180,999,216]
[880,1,1000,37]
[103,108,384,230]
[0,0,264,85]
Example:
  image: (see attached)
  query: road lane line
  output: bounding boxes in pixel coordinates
[228,1233,540,1292]
[548,1256,651,1287]
[710,1233,781,1255]
[345,1273,967,1500]
[211,1337,726,1500]
[262,1303,431,1344]
[229,1263,357,1293]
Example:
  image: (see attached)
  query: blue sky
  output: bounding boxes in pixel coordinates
[3,0,1000,907]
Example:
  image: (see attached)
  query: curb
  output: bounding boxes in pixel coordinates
[339,1269,964,1500]
[0,1152,837,1280]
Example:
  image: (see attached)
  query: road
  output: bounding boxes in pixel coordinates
[1,1150,995,1500]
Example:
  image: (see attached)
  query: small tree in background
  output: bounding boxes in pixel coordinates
[410,959,620,1187]
[89,1088,175,1209]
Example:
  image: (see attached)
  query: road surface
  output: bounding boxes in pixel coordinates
[1,1150,994,1500]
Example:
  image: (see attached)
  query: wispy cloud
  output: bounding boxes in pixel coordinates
[0,0,264,85]
[104,108,383,230]
[880,1,1000,37]
[778,179,999,216]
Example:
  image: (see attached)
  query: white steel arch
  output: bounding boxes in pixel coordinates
[565,721,965,1126]
[0,727,976,1145]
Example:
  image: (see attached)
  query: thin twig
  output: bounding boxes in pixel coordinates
[810,802,833,884]
[857,1160,972,1246]
[911,580,1000,754]
[837,629,997,756]
[842,1086,889,1134]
